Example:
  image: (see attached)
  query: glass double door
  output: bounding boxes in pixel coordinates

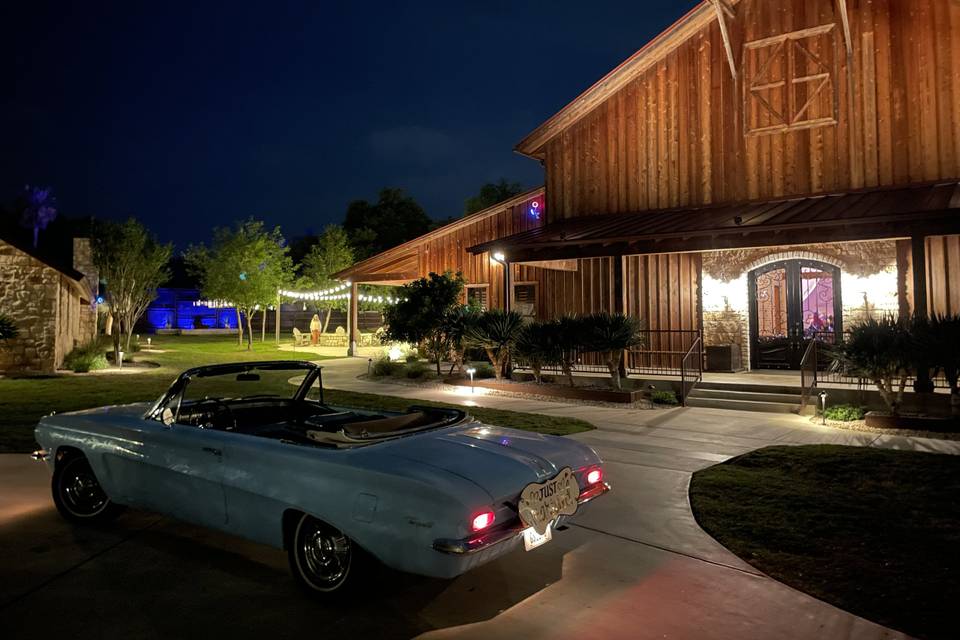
[748,259,842,369]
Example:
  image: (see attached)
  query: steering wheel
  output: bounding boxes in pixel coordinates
[192,398,237,431]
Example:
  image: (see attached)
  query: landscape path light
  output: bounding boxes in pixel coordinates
[118,350,125,370]
[466,367,476,393]
[819,391,828,425]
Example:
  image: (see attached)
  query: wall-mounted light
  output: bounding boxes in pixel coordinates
[492,251,506,264]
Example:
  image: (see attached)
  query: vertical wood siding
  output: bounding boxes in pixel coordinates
[926,234,960,315]
[542,0,960,222]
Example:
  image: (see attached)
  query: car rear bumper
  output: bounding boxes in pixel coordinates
[432,481,611,556]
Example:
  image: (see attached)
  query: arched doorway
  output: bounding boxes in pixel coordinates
[748,259,842,369]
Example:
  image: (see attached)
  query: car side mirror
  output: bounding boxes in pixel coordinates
[161,408,175,426]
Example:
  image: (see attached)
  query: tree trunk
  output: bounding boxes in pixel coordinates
[245,312,254,351]
[261,308,266,342]
[532,363,542,384]
[112,329,121,367]
[322,308,332,333]
[104,312,113,336]
[485,348,501,380]
[235,308,244,346]
[561,360,574,387]
[606,352,621,390]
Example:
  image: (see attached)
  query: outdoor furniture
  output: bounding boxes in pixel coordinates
[292,327,310,346]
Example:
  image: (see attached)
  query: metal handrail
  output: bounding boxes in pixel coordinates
[679,335,703,407]
[799,339,818,410]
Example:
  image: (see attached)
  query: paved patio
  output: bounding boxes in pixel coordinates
[1,356,954,639]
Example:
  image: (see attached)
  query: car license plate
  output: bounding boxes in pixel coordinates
[523,523,552,551]
[518,467,580,536]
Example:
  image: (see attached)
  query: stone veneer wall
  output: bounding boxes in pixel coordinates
[0,239,60,372]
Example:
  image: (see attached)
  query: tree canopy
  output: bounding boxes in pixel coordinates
[382,271,465,374]
[93,218,172,359]
[464,179,525,216]
[343,188,432,260]
[185,219,293,349]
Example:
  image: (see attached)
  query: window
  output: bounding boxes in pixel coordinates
[466,285,489,310]
[513,283,537,319]
[743,24,838,135]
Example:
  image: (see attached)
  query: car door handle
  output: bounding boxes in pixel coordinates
[202,447,222,457]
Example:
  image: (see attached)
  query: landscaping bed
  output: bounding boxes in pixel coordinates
[444,376,647,403]
[690,445,960,640]
[864,411,960,432]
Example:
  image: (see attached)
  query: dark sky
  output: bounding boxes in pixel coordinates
[3,1,684,246]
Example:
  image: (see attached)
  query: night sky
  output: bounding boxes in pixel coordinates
[4,1,683,246]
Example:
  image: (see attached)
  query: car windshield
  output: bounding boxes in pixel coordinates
[181,364,313,404]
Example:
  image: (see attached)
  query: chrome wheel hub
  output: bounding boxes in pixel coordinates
[300,522,350,587]
[63,467,107,515]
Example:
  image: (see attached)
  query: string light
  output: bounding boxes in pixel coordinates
[278,281,352,300]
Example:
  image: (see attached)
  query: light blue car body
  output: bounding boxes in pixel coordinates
[34,363,606,579]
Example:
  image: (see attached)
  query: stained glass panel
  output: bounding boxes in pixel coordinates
[800,267,836,338]
[755,267,788,340]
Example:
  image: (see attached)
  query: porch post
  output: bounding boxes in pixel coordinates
[503,261,511,314]
[347,281,359,357]
[614,256,627,378]
[911,235,934,393]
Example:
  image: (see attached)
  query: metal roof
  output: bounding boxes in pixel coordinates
[468,182,960,261]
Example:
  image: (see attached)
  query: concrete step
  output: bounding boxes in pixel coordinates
[688,388,803,405]
[696,380,802,396]
[685,396,800,414]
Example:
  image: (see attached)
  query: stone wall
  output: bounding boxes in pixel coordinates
[0,240,59,372]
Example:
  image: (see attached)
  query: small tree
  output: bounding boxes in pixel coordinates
[915,313,960,415]
[553,315,585,387]
[381,272,465,375]
[299,225,354,332]
[186,220,293,350]
[466,309,525,380]
[93,219,172,363]
[514,321,563,384]
[830,316,913,416]
[581,312,645,390]
[464,179,525,216]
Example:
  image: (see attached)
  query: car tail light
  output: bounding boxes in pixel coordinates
[586,468,603,485]
[471,509,495,532]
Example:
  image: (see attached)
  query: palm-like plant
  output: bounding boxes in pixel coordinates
[830,315,913,416]
[914,313,960,415]
[465,309,525,380]
[553,315,585,387]
[514,321,563,384]
[443,305,479,375]
[581,312,646,390]
[0,313,19,341]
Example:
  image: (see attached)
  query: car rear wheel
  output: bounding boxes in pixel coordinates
[288,513,366,596]
[52,454,124,523]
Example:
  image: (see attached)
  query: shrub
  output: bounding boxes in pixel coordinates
[514,321,563,383]
[581,312,647,391]
[470,362,496,379]
[465,309,525,380]
[64,341,109,373]
[405,363,430,379]
[405,352,420,364]
[0,313,19,341]
[371,357,401,377]
[823,404,866,422]
[650,390,679,405]
[914,313,960,415]
[830,316,913,416]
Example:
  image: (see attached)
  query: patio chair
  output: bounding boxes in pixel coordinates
[292,327,310,346]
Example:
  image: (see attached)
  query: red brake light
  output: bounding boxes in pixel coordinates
[586,468,602,485]
[471,510,495,532]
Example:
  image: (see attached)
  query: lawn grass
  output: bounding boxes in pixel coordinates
[689,445,960,640]
[0,335,593,451]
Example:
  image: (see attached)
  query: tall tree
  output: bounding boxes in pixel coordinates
[19,185,58,248]
[464,179,524,216]
[186,219,293,350]
[343,188,432,260]
[93,219,172,362]
[299,225,354,332]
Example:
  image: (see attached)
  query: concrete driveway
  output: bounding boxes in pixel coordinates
[3,358,955,639]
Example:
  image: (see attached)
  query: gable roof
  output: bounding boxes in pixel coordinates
[0,229,85,281]
[515,1,722,158]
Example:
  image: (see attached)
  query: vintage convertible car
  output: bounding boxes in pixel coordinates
[33,361,610,595]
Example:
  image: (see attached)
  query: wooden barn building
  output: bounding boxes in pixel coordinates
[337,0,960,387]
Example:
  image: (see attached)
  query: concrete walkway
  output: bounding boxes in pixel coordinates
[2,357,954,639]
